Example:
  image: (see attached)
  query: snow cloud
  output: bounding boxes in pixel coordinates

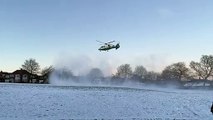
[52,53,118,77]
[49,53,174,86]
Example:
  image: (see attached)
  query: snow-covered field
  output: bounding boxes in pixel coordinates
[0,83,213,120]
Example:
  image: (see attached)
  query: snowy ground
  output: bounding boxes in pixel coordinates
[0,83,213,120]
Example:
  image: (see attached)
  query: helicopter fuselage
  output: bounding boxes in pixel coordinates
[98,43,120,51]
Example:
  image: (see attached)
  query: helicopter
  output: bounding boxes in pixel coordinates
[97,40,120,51]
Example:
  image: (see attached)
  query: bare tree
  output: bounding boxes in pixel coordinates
[145,71,160,81]
[87,68,104,80]
[190,55,213,80]
[161,62,190,81]
[134,65,147,79]
[41,66,54,83]
[22,58,40,74]
[41,66,54,76]
[21,58,40,83]
[116,64,132,79]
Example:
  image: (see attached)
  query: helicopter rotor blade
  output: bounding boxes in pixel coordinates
[96,40,105,44]
[107,40,115,44]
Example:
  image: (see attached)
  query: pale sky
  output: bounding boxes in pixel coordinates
[0,0,213,73]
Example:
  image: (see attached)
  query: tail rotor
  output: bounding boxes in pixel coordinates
[116,42,120,50]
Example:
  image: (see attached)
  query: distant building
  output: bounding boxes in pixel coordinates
[0,71,12,82]
[0,69,46,83]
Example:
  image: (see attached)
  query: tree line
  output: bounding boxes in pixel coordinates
[108,55,213,83]
[20,55,213,85]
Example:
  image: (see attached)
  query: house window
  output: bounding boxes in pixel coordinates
[15,74,20,80]
[5,75,9,78]
[10,74,14,77]
[23,74,28,80]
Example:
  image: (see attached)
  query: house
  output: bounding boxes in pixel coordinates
[0,69,46,83]
[12,69,31,83]
[0,71,6,82]
[0,71,14,82]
